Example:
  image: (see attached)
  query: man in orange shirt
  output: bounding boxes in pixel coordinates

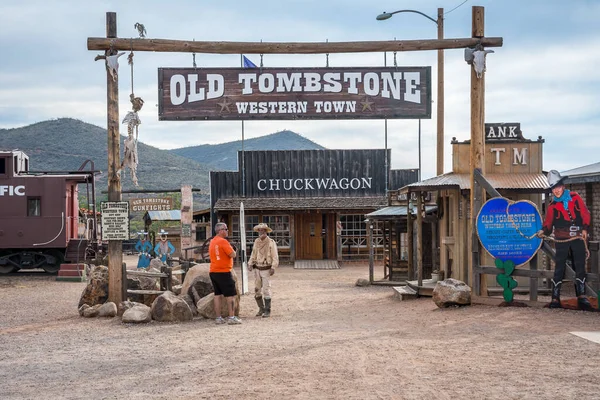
[209,222,241,325]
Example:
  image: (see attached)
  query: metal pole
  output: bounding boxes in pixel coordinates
[384,51,388,193]
[240,55,246,198]
[418,119,422,181]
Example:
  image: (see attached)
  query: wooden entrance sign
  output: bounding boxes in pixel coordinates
[89,7,503,302]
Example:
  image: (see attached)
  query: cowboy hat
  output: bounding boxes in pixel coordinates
[158,229,168,236]
[253,223,272,233]
[547,170,567,189]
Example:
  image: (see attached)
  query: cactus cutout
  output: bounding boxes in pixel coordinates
[495,258,517,302]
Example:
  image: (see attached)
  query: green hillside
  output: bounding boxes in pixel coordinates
[0,118,211,201]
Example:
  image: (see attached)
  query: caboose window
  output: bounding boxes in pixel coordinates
[27,197,41,217]
[0,158,6,175]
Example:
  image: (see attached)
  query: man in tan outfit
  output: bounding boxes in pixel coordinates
[247,223,279,318]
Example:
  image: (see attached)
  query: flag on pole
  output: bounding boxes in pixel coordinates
[243,55,257,68]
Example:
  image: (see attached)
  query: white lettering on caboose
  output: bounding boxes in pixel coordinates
[0,185,25,196]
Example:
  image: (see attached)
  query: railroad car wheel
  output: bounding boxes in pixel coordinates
[42,250,64,274]
[0,250,17,274]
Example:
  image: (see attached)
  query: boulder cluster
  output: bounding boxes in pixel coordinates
[78,264,240,324]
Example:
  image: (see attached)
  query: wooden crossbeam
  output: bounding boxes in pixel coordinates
[87,37,503,54]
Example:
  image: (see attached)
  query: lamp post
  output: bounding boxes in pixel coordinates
[377,8,444,178]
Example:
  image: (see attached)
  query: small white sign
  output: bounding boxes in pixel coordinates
[100,201,130,241]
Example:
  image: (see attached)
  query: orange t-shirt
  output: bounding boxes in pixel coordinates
[209,236,234,272]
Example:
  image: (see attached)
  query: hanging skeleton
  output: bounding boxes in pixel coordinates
[119,32,145,187]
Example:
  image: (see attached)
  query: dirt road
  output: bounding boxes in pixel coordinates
[1,263,599,400]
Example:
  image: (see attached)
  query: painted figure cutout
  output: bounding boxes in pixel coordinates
[154,229,175,264]
[135,231,153,269]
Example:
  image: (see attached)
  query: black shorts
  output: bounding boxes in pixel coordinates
[209,272,237,297]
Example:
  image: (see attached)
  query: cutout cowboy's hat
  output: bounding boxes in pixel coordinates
[253,223,272,233]
[547,170,567,189]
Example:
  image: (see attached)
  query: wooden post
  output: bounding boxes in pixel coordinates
[407,194,414,280]
[589,241,599,292]
[417,191,423,286]
[367,219,374,283]
[530,253,538,302]
[431,220,438,275]
[106,12,123,305]
[437,7,445,176]
[470,6,485,291]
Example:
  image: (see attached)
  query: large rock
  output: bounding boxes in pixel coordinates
[137,264,162,290]
[180,293,198,316]
[432,278,472,308]
[151,291,193,322]
[122,304,152,323]
[97,302,117,317]
[118,301,139,317]
[180,264,213,304]
[78,265,109,308]
[196,293,240,320]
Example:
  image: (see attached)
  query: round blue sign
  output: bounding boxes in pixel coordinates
[476,197,543,266]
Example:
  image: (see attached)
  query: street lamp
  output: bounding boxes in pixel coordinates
[377,8,445,178]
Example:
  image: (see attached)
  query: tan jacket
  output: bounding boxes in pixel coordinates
[248,236,279,269]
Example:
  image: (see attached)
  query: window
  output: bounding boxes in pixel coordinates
[27,197,41,216]
[340,214,384,260]
[231,215,259,247]
[195,226,207,242]
[262,215,291,248]
[0,158,6,175]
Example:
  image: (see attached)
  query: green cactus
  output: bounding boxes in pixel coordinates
[495,259,517,302]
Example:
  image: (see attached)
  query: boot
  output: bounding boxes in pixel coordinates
[255,296,265,317]
[263,298,271,318]
[575,279,594,311]
[549,280,562,309]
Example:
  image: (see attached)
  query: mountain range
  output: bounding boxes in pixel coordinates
[171,129,325,171]
[0,118,324,207]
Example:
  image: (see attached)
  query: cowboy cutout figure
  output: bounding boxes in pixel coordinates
[135,231,153,269]
[536,170,593,310]
[154,229,176,264]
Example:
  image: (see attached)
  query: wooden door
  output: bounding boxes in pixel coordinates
[295,213,323,259]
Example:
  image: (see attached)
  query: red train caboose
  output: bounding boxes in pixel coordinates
[0,150,99,273]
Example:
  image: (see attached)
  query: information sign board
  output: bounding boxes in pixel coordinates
[100,201,130,241]
[476,197,543,266]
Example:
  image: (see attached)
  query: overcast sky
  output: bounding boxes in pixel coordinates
[1,0,598,179]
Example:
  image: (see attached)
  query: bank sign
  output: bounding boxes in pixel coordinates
[158,67,431,120]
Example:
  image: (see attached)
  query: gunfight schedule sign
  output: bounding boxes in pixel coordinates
[100,201,130,241]
[158,67,431,120]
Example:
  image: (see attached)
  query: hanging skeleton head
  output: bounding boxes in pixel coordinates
[472,49,494,78]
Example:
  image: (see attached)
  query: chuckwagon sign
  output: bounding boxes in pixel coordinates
[158,67,431,121]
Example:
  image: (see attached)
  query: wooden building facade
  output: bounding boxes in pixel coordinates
[402,124,549,287]
[210,149,418,263]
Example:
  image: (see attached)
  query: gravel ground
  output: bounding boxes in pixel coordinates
[1,259,600,400]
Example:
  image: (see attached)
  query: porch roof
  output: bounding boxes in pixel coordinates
[399,172,549,193]
[365,205,438,220]
[214,196,387,211]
